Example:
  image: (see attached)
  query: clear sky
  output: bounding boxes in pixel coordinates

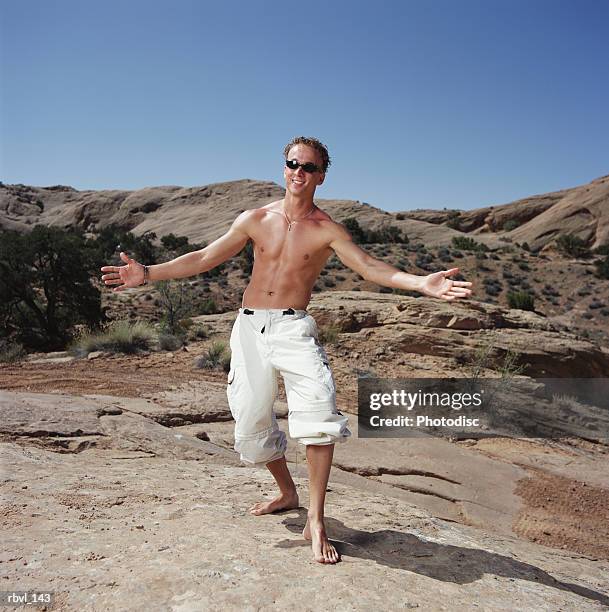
[1,0,608,211]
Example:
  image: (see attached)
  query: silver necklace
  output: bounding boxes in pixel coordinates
[283,205,316,231]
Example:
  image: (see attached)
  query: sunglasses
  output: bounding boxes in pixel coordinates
[285,159,321,174]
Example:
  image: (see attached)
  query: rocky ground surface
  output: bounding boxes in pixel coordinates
[2,293,609,610]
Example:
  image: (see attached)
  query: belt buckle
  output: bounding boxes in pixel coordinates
[282,308,295,315]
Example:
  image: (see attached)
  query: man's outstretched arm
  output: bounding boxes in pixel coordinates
[329,225,473,301]
[101,212,251,291]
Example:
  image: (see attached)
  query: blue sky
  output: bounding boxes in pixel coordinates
[1,0,608,211]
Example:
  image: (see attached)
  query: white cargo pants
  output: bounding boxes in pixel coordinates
[226,308,351,466]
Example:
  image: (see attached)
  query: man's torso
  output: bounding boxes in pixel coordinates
[241,200,338,309]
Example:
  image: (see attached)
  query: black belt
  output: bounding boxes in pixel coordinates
[243,307,295,315]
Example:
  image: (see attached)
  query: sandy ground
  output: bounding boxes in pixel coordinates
[2,342,608,564]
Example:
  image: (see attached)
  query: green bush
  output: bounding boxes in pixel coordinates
[503,219,519,232]
[199,298,218,315]
[507,291,535,311]
[594,243,609,256]
[70,320,156,356]
[158,333,183,351]
[451,236,488,252]
[188,324,210,341]
[595,254,609,279]
[556,234,591,258]
[342,217,408,244]
[93,224,159,265]
[195,340,230,371]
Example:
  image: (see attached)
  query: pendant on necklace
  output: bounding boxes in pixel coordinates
[287,223,293,231]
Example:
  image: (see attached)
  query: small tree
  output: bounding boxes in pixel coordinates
[0,227,104,350]
[342,217,366,244]
[156,280,195,337]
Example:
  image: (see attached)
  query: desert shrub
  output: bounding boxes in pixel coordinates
[415,253,433,267]
[542,285,560,297]
[318,324,341,344]
[195,340,230,372]
[518,261,530,271]
[0,338,27,363]
[342,217,408,244]
[158,333,183,351]
[556,234,591,259]
[594,243,609,256]
[70,320,155,356]
[323,278,336,287]
[342,217,366,243]
[595,254,609,279]
[503,219,519,232]
[437,247,453,262]
[199,298,218,315]
[507,291,535,311]
[451,236,488,252]
[160,233,189,252]
[396,213,405,220]
[483,278,502,296]
[188,324,210,340]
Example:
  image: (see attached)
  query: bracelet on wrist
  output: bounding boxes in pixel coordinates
[142,265,149,286]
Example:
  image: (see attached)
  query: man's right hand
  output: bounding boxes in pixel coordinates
[100,252,145,292]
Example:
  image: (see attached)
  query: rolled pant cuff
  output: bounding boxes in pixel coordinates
[238,450,286,468]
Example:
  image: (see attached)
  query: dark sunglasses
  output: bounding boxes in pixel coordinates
[285,159,321,174]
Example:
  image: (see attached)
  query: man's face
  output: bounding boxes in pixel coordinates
[283,144,325,197]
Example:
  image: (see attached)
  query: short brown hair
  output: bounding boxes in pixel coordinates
[283,136,331,173]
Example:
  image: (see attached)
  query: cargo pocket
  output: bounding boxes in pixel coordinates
[226,367,239,421]
[318,359,336,397]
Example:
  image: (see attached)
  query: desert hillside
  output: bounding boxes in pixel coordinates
[3,174,607,346]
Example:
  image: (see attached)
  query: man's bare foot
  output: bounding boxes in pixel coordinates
[248,490,299,516]
[303,516,340,564]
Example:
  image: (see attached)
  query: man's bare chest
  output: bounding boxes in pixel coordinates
[249,216,330,266]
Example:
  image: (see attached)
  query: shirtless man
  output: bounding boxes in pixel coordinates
[100,136,473,564]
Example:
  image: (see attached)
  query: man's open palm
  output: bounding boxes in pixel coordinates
[421,267,472,301]
[100,252,145,292]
